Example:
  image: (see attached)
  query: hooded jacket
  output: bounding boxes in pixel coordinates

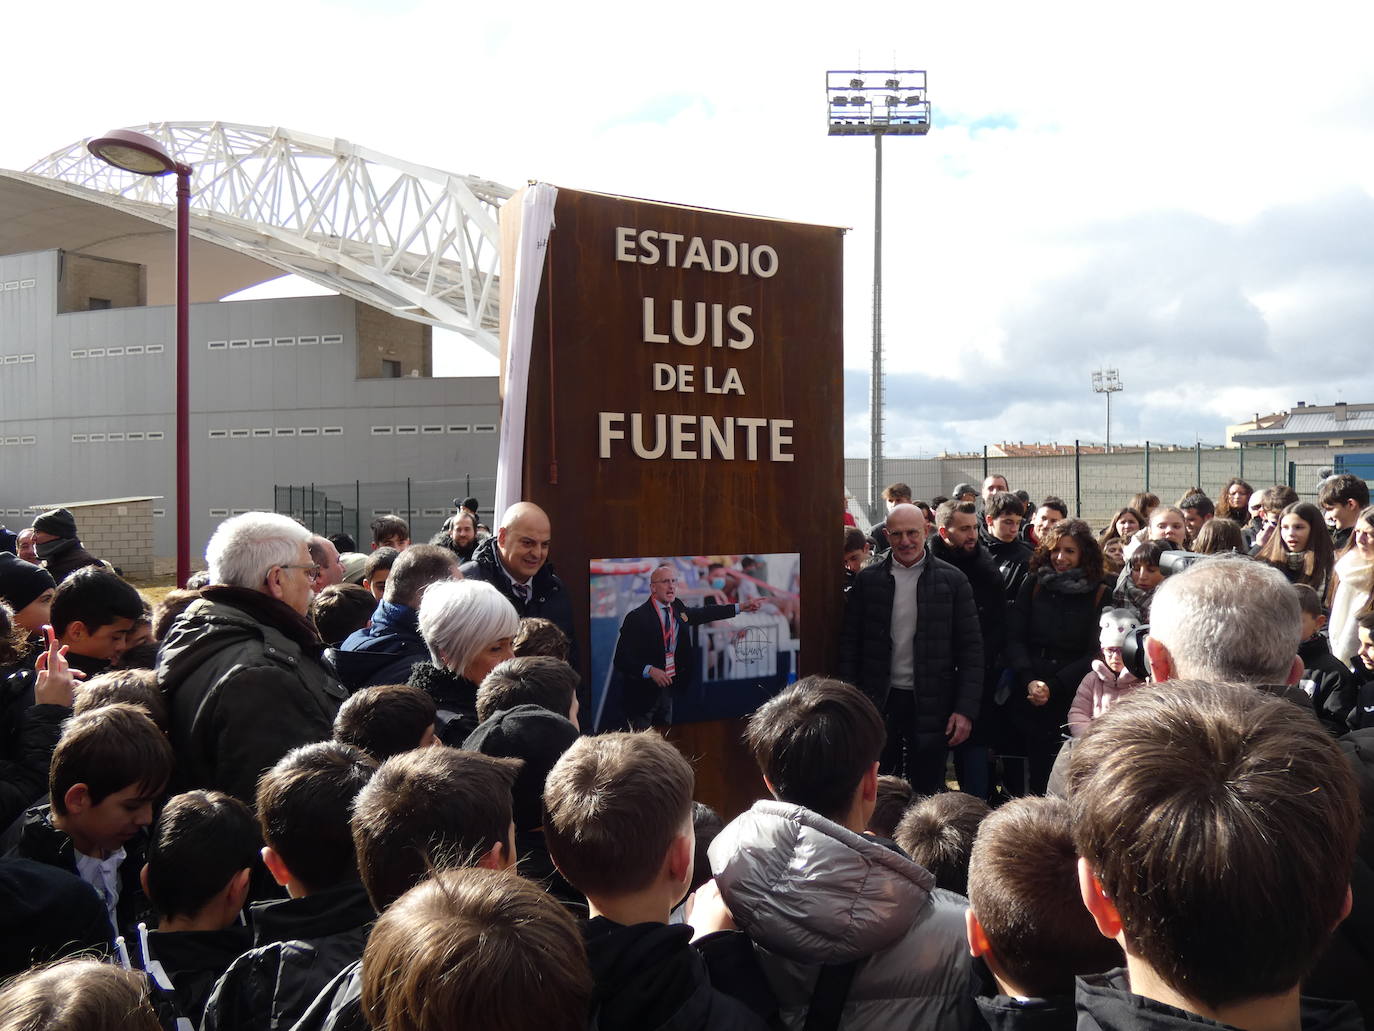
[328,600,428,694]
[138,924,253,1026]
[1074,970,1363,1031]
[157,587,347,805]
[585,918,769,1031]
[1067,660,1142,737]
[710,800,976,1031]
[201,880,375,1031]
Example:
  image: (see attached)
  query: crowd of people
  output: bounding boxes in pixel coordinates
[0,473,1369,1031]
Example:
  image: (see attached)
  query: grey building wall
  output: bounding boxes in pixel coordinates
[0,249,500,566]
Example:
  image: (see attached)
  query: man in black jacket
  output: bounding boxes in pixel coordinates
[460,502,577,665]
[838,503,984,794]
[982,492,1034,601]
[29,508,104,584]
[928,500,1007,800]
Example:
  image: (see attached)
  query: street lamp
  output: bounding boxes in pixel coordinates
[826,70,930,521]
[87,129,194,587]
[1091,368,1123,453]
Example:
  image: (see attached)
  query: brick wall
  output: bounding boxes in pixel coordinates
[355,300,432,378]
[40,500,155,580]
[57,252,146,314]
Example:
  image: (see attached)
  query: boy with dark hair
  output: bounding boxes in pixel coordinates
[1320,474,1371,550]
[16,702,172,937]
[201,741,378,1031]
[866,774,913,840]
[713,676,975,1029]
[1177,491,1215,539]
[1069,680,1362,1030]
[73,668,169,732]
[543,732,769,1031]
[332,683,437,760]
[513,615,571,660]
[369,515,410,552]
[137,790,257,1024]
[287,746,522,1031]
[310,584,377,647]
[1294,583,1356,735]
[983,491,1034,600]
[464,704,582,913]
[476,654,580,727]
[360,867,593,1031]
[1028,496,1068,547]
[360,547,397,601]
[965,797,1122,1029]
[894,791,990,896]
[49,566,145,678]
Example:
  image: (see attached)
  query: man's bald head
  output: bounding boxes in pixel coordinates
[496,503,552,584]
[1146,554,1303,686]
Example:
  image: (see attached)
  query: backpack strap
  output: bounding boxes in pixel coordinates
[803,960,863,1031]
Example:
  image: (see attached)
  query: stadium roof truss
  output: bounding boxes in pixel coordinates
[24,122,515,353]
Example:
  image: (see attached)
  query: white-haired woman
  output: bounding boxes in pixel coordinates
[408,579,519,744]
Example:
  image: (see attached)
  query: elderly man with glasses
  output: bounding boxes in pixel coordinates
[157,512,347,805]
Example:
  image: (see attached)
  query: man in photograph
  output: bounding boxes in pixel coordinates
[613,564,762,729]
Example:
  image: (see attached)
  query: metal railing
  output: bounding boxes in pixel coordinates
[274,475,498,545]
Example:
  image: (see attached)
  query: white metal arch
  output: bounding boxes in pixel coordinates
[27,122,515,352]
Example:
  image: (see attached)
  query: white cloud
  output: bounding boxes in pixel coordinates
[4,0,1374,455]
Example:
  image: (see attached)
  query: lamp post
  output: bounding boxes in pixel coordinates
[826,70,930,521]
[1091,368,1123,453]
[87,129,193,587]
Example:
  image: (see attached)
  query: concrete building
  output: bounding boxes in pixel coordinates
[0,123,513,566]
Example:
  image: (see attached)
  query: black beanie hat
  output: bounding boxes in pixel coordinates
[0,553,56,613]
[31,508,77,538]
[462,704,579,832]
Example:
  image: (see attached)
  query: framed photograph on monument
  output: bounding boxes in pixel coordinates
[588,553,801,731]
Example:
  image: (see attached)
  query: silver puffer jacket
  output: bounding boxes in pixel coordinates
[710,801,975,1031]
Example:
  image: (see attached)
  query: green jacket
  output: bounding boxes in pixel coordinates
[157,586,346,805]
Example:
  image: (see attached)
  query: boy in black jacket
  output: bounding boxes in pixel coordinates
[201,742,378,1031]
[15,702,171,939]
[1070,682,1363,1031]
[136,790,256,1024]
[543,731,773,1031]
[965,797,1121,1031]
[1294,584,1357,735]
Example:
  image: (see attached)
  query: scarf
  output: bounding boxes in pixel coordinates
[1330,551,1374,665]
[1035,566,1096,595]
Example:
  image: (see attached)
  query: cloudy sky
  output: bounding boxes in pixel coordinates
[4,0,1372,457]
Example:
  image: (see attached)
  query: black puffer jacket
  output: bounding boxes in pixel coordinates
[201,880,374,1031]
[0,667,69,830]
[837,550,984,748]
[460,536,577,666]
[985,536,1034,602]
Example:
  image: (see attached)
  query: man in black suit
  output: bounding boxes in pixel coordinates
[613,564,762,729]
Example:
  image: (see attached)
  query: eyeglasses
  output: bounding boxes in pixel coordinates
[278,563,322,583]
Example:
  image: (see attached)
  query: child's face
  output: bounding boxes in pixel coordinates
[1300,611,1324,642]
[1115,514,1140,538]
[1150,511,1186,545]
[1132,563,1164,591]
[1102,646,1125,673]
[1359,627,1374,673]
[68,781,160,856]
[1280,514,1312,554]
[65,616,136,662]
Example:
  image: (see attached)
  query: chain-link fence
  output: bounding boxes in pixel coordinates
[274,476,498,546]
[846,443,1294,526]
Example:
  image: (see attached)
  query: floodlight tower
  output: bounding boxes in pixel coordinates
[1091,368,1123,453]
[827,70,930,520]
